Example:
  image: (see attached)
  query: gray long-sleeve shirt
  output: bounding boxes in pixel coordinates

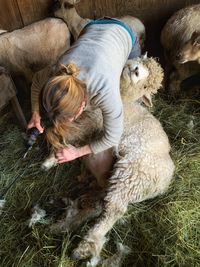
[31,22,133,154]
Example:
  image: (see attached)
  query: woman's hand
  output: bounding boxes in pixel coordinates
[27,111,44,133]
[55,145,80,163]
[55,144,92,163]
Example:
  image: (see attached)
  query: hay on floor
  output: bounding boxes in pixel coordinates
[0,93,200,267]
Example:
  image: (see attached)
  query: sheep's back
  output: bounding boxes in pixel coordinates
[119,16,145,48]
[111,103,174,203]
[119,103,171,160]
[0,18,70,75]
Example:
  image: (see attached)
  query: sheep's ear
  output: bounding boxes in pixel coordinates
[0,29,7,35]
[142,52,148,60]
[191,31,200,46]
[142,93,152,107]
[63,0,80,6]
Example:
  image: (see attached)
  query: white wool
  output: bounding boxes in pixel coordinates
[100,243,130,267]
[0,199,6,215]
[86,256,101,267]
[187,119,194,130]
[28,205,46,227]
[85,243,130,267]
[116,242,131,255]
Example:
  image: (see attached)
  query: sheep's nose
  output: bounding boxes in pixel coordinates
[131,66,139,77]
[176,53,181,61]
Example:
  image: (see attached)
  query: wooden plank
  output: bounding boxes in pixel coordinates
[0,0,199,31]
[0,71,16,109]
[16,0,53,26]
[93,0,117,18]
[0,0,199,56]
[76,0,94,18]
[91,0,200,57]
[0,0,23,30]
[10,96,27,129]
[81,0,200,23]
[121,0,200,23]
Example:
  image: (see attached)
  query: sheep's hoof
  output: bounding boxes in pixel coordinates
[41,161,57,171]
[72,240,97,260]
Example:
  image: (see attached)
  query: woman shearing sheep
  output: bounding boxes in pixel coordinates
[27,18,146,162]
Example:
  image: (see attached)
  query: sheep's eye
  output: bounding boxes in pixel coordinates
[64,2,74,9]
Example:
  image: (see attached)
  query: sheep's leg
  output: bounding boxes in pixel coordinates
[163,51,174,91]
[169,63,194,95]
[71,158,158,260]
[50,194,104,233]
[83,148,115,189]
[72,162,130,260]
[72,199,128,260]
[77,162,91,183]
[42,152,58,170]
[169,71,181,95]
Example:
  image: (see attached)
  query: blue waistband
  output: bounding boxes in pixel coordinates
[85,18,135,46]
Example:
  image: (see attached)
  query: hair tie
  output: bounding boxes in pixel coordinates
[59,63,80,78]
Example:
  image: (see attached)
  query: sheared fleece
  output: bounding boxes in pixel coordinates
[31,22,133,154]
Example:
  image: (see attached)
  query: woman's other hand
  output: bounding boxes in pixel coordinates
[27,111,44,133]
[56,144,92,163]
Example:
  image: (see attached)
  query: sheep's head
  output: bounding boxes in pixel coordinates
[120,54,164,106]
[176,31,200,64]
[53,0,80,18]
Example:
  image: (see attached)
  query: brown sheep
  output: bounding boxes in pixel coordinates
[160,4,200,94]
[0,18,70,83]
[178,31,200,64]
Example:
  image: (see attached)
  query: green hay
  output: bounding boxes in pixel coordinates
[0,94,200,267]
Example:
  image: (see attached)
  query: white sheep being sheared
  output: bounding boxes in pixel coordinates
[53,0,145,48]
[0,18,70,83]
[44,55,174,260]
[160,4,200,94]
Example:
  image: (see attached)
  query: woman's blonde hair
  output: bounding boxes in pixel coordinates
[40,62,86,149]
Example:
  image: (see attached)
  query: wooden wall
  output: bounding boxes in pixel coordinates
[0,0,53,30]
[1,0,200,30]
[76,0,200,56]
[0,0,200,56]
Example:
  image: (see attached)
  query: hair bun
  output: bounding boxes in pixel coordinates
[59,63,80,78]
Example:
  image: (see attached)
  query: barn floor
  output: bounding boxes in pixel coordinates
[0,93,200,267]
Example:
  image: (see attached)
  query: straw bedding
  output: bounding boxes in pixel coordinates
[0,93,200,267]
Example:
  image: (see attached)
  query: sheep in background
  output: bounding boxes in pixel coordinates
[44,55,174,260]
[178,31,200,64]
[0,18,70,83]
[160,4,200,95]
[53,0,145,49]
